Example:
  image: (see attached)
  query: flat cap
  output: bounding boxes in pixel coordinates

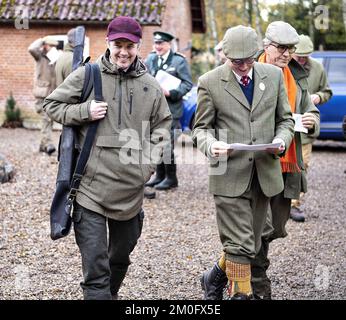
[153,31,174,43]
[295,34,314,56]
[214,40,223,52]
[42,36,58,46]
[222,25,259,59]
[265,21,299,45]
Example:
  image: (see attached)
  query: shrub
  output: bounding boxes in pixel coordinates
[3,93,22,128]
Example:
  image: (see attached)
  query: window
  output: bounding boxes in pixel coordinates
[328,57,346,83]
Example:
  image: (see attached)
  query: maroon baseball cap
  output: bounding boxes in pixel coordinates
[107,16,142,43]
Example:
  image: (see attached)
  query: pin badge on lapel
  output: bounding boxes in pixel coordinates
[259,82,265,91]
[163,64,168,70]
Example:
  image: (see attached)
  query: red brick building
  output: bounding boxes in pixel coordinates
[0,0,205,115]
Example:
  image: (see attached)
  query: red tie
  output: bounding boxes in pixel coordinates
[241,75,250,86]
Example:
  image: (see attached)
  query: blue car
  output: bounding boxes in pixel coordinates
[311,51,346,140]
[181,52,346,140]
[180,86,197,132]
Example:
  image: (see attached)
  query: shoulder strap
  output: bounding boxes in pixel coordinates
[69,63,103,200]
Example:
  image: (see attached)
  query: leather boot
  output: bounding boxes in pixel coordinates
[290,207,305,222]
[145,163,165,187]
[155,164,178,190]
[200,262,227,300]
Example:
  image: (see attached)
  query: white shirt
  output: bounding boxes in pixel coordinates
[232,68,253,85]
[158,50,171,67]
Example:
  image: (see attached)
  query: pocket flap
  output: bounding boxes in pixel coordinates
[96,135,142,150]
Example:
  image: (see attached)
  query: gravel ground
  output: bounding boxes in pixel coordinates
[0,128,345,300]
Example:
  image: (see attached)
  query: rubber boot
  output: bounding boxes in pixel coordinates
[110,269,128,300]
[155,164,178,190]
[145,163,165,187]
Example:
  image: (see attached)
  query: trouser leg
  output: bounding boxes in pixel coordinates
[291,143,312,208]
[73,204,112,300]
[251,190,292,298]
[215,171,269,297]
[155,119,179,190]
[40,110,53,147]
[108,210,144,296]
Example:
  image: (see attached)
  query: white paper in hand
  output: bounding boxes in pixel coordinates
[293,113,308,133]
[46,47,61,65]
[155,70,181,92]
[226,142,282,151]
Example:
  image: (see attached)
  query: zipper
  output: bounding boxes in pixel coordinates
[118,76,122,126]
[129,89,133,115]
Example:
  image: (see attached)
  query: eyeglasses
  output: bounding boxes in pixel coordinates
[230,58,255,66]
[270,43,296,54]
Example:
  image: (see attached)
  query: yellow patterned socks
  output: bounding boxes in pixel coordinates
[225,260,252,296]
[218,253,226,272]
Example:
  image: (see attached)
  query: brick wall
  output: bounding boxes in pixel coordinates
[0,0,193,113]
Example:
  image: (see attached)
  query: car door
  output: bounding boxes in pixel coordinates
[315,54,346,140]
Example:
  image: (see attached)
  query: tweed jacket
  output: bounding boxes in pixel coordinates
[192,62,295,198]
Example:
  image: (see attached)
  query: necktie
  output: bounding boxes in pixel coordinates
[158,56,163,67]
[240,75,250,87]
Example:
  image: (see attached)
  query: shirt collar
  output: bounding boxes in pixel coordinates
[232,68,253,83]
[160,50,171,62]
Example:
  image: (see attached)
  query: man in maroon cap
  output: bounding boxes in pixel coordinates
[44,16,172,300]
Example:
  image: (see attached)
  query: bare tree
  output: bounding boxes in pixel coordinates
[253,0,263,47]
[208,0,218,51]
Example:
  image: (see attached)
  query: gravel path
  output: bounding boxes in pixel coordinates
[0,128,345,300]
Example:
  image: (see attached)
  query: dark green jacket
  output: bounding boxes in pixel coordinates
[145,50,193,120]
[44,52,172,220]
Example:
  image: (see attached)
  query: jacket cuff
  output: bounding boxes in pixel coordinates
[169,89,179,101]
[80,101,91,121]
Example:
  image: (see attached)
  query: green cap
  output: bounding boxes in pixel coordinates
[153,31,174,43]
[295,34,314,56]
[222,25,259,59]
[265,21,299,45]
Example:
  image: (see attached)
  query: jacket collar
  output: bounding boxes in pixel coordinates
[220,62,268,111]
[99,49,147,78]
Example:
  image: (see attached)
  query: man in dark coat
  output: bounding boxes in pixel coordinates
[145,31,193,190]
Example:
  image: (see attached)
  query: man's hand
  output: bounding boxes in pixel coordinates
[90,100,108,121]
[266,138,285,155]
[311,94,321,105]
[302,112,316,129]
[210,141,232,157]
[162,88,170,97]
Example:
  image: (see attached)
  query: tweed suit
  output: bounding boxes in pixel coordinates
[192,62,295,263]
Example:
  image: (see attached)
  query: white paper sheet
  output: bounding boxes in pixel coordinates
[292,113,308,133]
[46,47,61,65]
[226,142,282,151]
[155,69,181,92]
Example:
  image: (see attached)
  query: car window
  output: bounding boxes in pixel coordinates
[328,58,346,83]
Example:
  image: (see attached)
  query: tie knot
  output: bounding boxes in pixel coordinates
[241,75,250,86]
